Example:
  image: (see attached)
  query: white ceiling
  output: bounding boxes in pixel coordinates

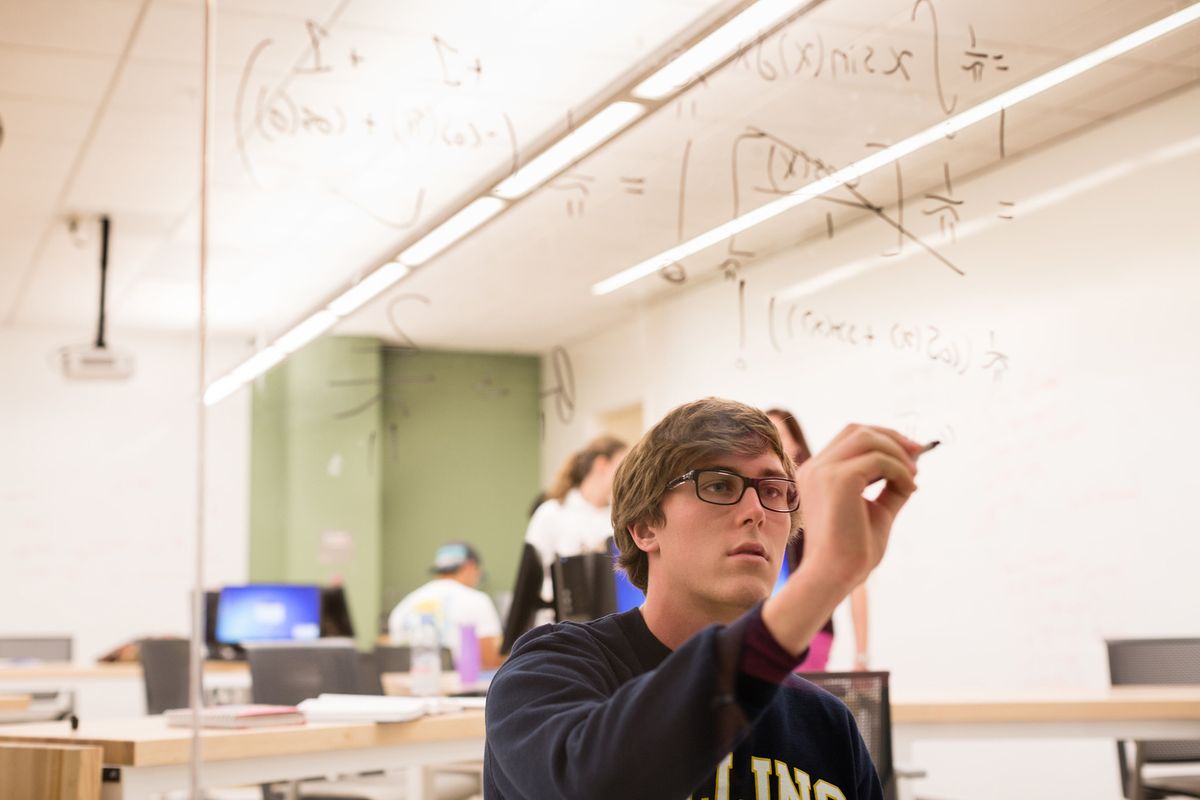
[2,0,1197,355]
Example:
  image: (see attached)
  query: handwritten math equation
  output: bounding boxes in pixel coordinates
[235,21,516,228]
[767,300,1011,382]
[728,0,1008,115]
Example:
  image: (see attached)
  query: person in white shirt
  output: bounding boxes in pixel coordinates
[388,542,505,669]
[525,435,628,603]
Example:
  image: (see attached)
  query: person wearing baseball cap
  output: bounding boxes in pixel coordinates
[387,541,505,669]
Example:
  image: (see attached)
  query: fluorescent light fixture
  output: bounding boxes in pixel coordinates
[594,1,1200,296]
[492,102,646,199]
[399,196,507,266]
[231,345,285,384]
[327,261,410,316]
[634,0,817,100]
[275,309,338,353]
[203,374,243,406]
[202,346,284,406]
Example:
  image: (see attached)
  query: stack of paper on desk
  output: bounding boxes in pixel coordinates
[297,694,465,723]
[164,704,304,728]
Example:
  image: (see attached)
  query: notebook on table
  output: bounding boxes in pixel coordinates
[298,693,465,723]
[164,704,304,729]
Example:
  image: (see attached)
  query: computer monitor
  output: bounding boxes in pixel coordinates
[772,554,790,596]
[500,543,554,655]
[215,584,322,645]
[203,589,246,660]
[320,586,355,639]
[610,539,644,613]
[552,551,615,623]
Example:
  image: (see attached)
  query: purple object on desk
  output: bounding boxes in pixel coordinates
[458,624,481,685]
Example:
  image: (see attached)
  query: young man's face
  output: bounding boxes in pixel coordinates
[640,448,793,619]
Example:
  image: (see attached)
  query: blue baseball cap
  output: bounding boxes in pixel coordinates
[431,542,481,574]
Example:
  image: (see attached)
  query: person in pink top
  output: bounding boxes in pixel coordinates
[766,408,871,672]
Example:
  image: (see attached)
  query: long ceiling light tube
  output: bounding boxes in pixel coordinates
[399,196,508,266]
[327,261,410,316]
[201,345,283,406]
[492,102,647,199]
[274,309,339,353]
[592,1,1200,296]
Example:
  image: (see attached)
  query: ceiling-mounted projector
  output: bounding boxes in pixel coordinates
[58,341,135,380]
[57,215,136,381]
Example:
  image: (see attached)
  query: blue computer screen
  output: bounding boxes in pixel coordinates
[215,584,321,644]
[610,541,645,612]
[772,556,790,596]
[613,563,645,613]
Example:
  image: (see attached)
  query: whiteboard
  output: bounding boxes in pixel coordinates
[547,84,1200,693]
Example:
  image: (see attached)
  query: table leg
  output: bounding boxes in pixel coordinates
[405,765,435,800]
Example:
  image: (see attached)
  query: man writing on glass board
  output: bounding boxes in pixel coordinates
[483,397,924,799]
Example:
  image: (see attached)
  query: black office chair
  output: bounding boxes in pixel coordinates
[138,638,191,715]
[1107,637,1200,799]
[799,671,897,800]
[245,642,367,706]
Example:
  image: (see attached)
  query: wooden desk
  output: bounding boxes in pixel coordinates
[0,712,485,800]
[0,662,250,718]
[0,662,248,683]
[891,686,1200,763]
[0,694,32,711]
[380,671,490,697]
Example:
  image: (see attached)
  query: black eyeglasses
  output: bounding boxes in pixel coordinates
[665,469,799,513]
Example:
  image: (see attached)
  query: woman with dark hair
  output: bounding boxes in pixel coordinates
[766,408,871,672]
[525,435,628,602]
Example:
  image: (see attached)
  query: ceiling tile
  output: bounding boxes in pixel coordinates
[0,0,141,56]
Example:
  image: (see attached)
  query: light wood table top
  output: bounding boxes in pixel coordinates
[0,661,248,681]
[0,695,32,712]
[381,671,491,697]
[893,685,1200,724]
[0,710,486,768]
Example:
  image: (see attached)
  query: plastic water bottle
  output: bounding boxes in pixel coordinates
[410,614,442,697]
[458,624,481,687]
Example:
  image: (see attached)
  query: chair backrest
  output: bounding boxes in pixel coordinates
[0,637,72,662]
[798,671,895,800]
[1107,637,1200,763]
[245,642,366,706]
[374,644,454,673]
[500,542,554,655]
[138,638,191,715]
[358,651,384,696]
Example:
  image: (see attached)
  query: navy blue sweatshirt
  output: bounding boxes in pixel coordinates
[483,603,882,799]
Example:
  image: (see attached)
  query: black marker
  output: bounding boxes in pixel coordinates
[867,439,940,489]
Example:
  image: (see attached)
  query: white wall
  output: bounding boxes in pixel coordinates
[542,87,1200,797]
[0,326,251,664]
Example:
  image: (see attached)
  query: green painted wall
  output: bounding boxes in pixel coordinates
[380,349,541,623]
[248,367,287,581]
[249,338,540,647]
[248,336,383,650]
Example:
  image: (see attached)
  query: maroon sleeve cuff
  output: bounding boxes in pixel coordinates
[737,602,808,683]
